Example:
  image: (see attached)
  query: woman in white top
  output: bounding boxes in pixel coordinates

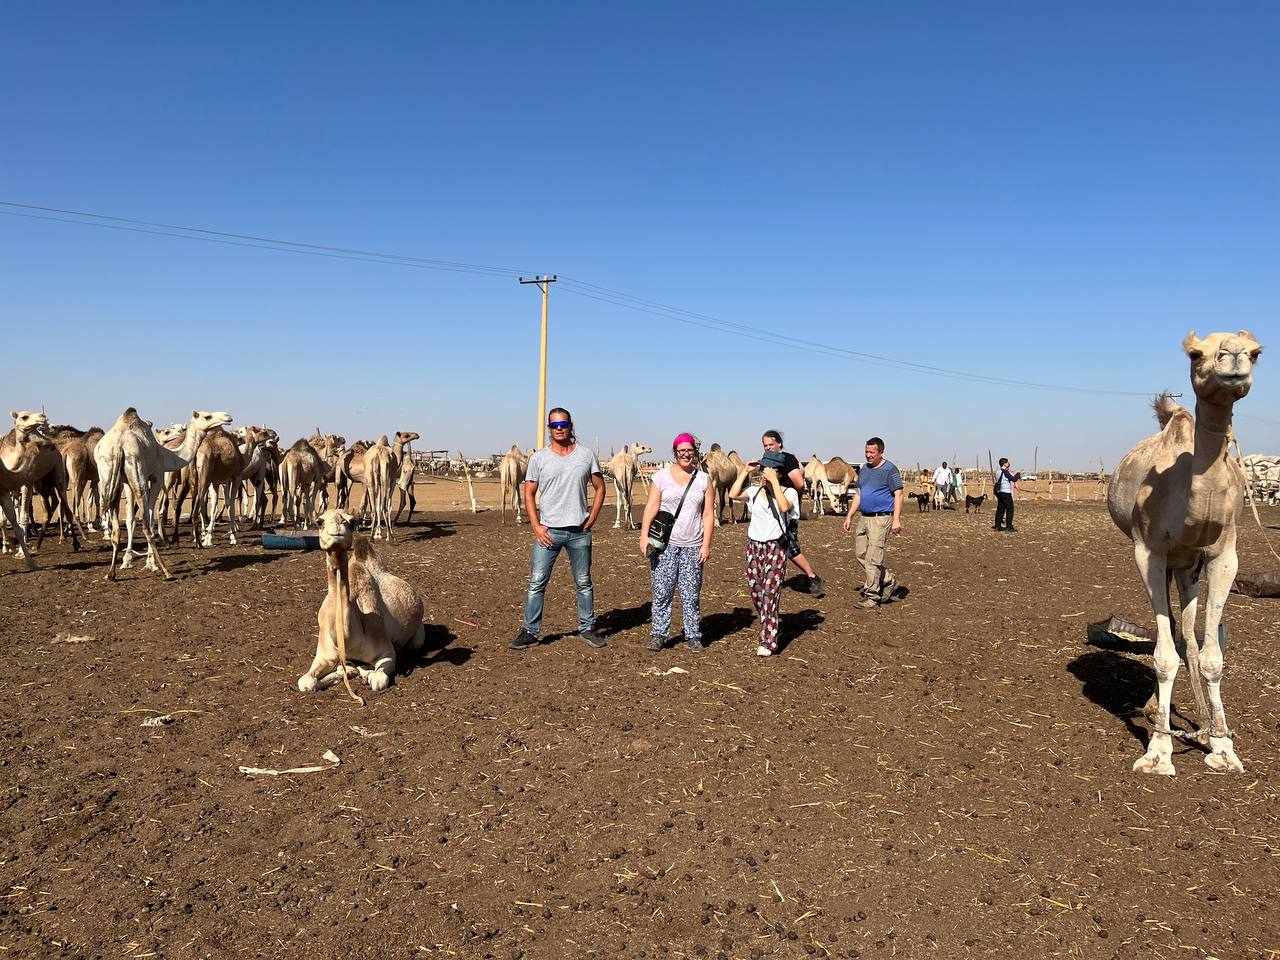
[638,433,716,652]
[728,450,800,657]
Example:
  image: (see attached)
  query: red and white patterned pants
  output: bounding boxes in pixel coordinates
[745,539,788,652]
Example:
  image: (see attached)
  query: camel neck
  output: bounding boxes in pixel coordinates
[178,425,206,462]
[1192,398,1233,472]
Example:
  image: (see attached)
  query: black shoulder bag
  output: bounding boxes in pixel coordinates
[647,470,700,555]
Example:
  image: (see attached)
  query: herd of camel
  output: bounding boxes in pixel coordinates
[0,409,422,579]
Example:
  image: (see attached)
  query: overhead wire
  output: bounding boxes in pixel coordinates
[0,199,1211,399]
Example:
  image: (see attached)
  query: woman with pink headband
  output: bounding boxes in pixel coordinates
[637,433,716,653]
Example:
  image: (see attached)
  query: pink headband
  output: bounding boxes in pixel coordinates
[672,433,697,450]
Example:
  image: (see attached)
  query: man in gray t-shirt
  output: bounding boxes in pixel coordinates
[510,407,607,650]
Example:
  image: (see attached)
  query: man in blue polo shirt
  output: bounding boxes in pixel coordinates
[842,436,904,609]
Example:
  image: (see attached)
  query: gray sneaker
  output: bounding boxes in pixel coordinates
[686,638,705,653]
[646,636,666,652]
[580,629,607,649]
[509,630,539,650]
[808,575,826,598]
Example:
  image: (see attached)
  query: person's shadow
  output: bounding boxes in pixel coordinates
[400,623,471,673]
[595,602,652,638]
[699,606,755,646]
[775,609,824,654]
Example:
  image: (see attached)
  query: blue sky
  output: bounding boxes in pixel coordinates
[3,3,1276,470]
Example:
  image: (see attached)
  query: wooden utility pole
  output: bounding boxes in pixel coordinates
[519,274,558,450]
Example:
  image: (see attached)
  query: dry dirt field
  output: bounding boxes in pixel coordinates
[2,483,1279,960]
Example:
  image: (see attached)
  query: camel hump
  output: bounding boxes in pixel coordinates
[1152,392,1187,428]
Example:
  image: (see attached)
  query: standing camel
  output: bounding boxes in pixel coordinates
[363,436,395,541]
[602,442,653,530]
[1107,330,1261,775]
[391,431,422,526]
[96,409,232,580]
[499,444,529,523]
[0,411,81,553]
[190,421,255,547]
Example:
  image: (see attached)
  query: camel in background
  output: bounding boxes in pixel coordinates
[499,444,529,523]
[603,442,652,530]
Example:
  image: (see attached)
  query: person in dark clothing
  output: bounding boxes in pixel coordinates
[993,457,1022,532]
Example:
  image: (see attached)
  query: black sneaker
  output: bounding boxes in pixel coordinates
[1005,526,1018,533]
[580,629,607,648]
[808,575,826,598]
[509,630,539,650]
[646,636,666,652]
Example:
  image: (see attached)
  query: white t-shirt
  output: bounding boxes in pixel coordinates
[652,467,709,547]
[745,485,799,543]
[933,466,952,488]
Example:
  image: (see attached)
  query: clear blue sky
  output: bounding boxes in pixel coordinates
[4,3,1276,470]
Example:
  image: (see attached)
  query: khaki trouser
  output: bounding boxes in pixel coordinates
[854,513,894,600]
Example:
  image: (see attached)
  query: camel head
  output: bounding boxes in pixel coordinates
[318,508,357,552]
[632,443,653,457]
[1184,330,1262,405]
[155,424,186,444]
[10,410,49,437]
[190,410,234,434]
[394,431,420,446]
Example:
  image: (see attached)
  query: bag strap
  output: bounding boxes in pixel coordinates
[760,481,790,535]
[671,469,699,519]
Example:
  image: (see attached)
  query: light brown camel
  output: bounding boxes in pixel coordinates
[821,456,858,514]
[803,455,828,516]
[498,444,529,524]
[47,425,105,532]
[231,426,279,530]
[96,409,232,579]
[190,420,257,547]
[602,442,653,530]
[363,436,396,541]
[0,411,81,554]
[337,440,371,511]
[298,508,425,700]
[279,436,331,528]
[1107,330,1262,775]
[702,444,740,526]
[390,431,421,526]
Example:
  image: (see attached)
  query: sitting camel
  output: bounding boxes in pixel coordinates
[498,443,529,523]
[298,508,426,700]
[602,442,653,529]
[1107,330,1261,775]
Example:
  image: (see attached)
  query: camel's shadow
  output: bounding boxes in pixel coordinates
[1066,650,1200,750]
[393,521,458,543]
[401,623,471,673]
[208,551,294,573]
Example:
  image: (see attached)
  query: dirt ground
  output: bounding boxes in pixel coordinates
[2,482,1279,960]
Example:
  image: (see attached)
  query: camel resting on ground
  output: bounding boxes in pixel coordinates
[298,508,426,699]
[1107,330,1261,776]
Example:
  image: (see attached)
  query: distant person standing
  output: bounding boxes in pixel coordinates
[509,408,607,650]
[932,461,952,507]
[842,437,904,609]
[952,465,965,502]
[993,457,1022,533]
[759,430,825,598]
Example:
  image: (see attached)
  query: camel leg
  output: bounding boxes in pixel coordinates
[612,479,623,529]
[1132,542,1178,775]
[0,493,35,571]
[227,483,239,546]
[138,474,173,579]
[1199,548,1244,772]
[104,500,122,581]
[1172,568,1211,744]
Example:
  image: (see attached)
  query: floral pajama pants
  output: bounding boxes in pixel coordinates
[649,544,703,641]
[745,538,788,652]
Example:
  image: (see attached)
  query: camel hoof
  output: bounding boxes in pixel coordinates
[298,675,318,692]
[368,671,392,692]
[1205,738,1244,773]
[1133,752,1176,776]
[229,534,237,546]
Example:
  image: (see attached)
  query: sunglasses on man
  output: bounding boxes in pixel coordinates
[548,421,570,429]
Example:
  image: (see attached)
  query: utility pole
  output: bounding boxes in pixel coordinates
[519,274,557,450]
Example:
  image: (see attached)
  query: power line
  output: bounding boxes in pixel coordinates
[1,199,1175,397]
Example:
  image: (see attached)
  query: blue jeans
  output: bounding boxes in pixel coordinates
[522,525,594,637]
